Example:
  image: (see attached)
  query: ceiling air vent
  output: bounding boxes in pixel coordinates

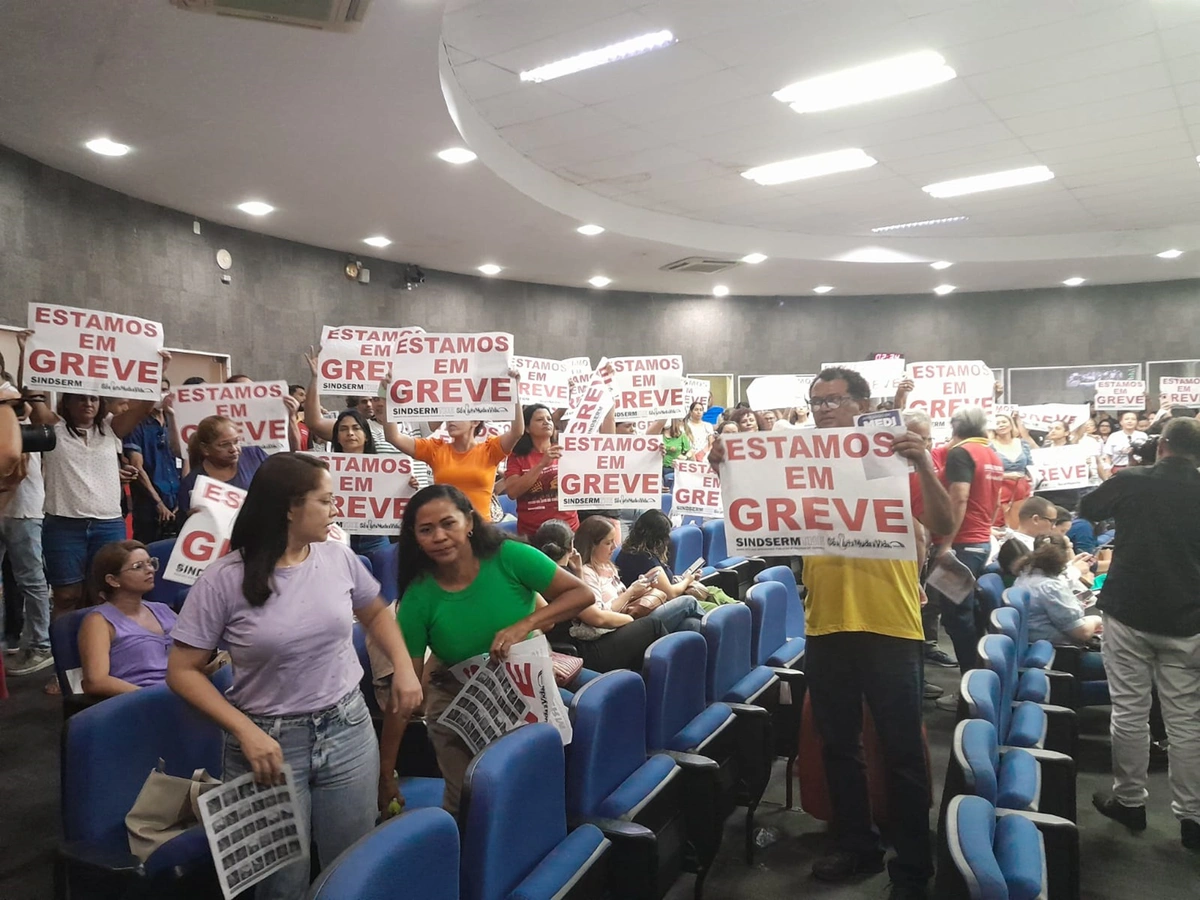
[170,0,371,32]
[659,256,742,275]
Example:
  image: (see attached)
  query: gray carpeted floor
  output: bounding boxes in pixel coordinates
[3,650,1199,899]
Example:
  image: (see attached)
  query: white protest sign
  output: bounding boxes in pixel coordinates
[673,459,723,518]
[904,361,995,439]
[317,325,423,395]
[610,355,686,421]
[719,428,915,559]
[512,357,573,407]
[1093,380,1145,413]
[746,375,813,412]
[314,453,416,534]
[1028,444,1095,491]
[564,360,614,435]
[683,377,711,409]
[164,477,246,585]
[174,381,291,453]
[558,434,663,509]
[1161,377,1200,406]
[25,303,164,400]
[821,358,905,399]
[388,332,515,421]
[1018,404,1091,433]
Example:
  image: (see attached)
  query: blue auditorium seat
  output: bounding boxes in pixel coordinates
[752,565,806,641]
[365,543,399,603]
[145,537,189,611]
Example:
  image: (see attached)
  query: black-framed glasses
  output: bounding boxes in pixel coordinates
[809,395,855,411]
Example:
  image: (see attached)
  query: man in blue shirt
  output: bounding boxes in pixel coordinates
[123,394,182,544]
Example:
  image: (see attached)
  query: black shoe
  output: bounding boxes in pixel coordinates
[1092,791,1147,832]
[888,883,929,900]
[924,647,958,668]
[811,850,885,882]
[1183,819,1200,850]
[923,681,944,700]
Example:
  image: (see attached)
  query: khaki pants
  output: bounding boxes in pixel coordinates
[424,665,474,815]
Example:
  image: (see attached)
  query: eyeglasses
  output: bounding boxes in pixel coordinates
[121,558,159,573]
[212,440,240,451]
[809,395,856,411]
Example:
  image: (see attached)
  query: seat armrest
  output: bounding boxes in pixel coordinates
[57,841,145,876]
[700,569,740,600]
[725,703,773,802]
[1036,703,1079,758]
[1035,669,1076,708]
[1000,747,1076,822]
[662,752,726,865]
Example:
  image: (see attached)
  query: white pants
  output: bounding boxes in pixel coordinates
[1103,616,1200,821]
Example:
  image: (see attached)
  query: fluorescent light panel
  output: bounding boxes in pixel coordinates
[363,236,392,248]
[742,148,876,186]
[1063,277,1085,286]
[741,253,768,264]
[930,261,953,270]
[1158,249,1184,259]
[712,285,730,297]
[813,285,834,294]
[922,165,1054,198]
[872,216,968,233]
[520,30,675,83]
[774,50,956,115]
[477,264,503,276]
[576,224,605,236]
[589,276,612,288]
[85,137,130,156]
[934,284,956,295]
[237,201,274,216]
[437,147,477,164]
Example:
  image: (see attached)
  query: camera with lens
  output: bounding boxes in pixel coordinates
[20,424,56,453]
[1131,435,1159,466]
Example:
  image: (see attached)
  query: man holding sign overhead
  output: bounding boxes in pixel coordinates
[712,367,953,898]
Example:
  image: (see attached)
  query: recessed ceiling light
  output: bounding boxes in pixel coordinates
[872,216,968,233]
[1063,277,1085,286]
[437,147,477,165]
[712,285,730,297]
[363,236,392,248]
[813,285,834,294]
[1157,249,1184,259]
[588,276,612,288]
[477,264,503,276]
[237,201,274,216]
[576,224,605,236]
[519,30,676,83]
[742,149,877,186]
[85,137,130,157]
[741,253,768,264]
[922,165,1054,198]
[930,261,953,270]
[773,50,956,115]
[934,284,957,296]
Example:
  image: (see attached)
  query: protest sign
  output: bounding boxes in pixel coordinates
[388,332,515,421]
[175,381,291,453]
[1093,380,1145,413]
[512,356,574,406]
[673,459,723,518]
[820,358,905,399]
[313,453,416,534]
[564,360,614,435]
[719,427,915,559]
[317,325,423,395]
[164,477,246,585]
[746,375,813,412]
[904,360,995,438]
[558,434,663,509]
[1161,377,1200,406]
[609,355,686,421]
[1028,444,1095,491]
[25,303,164,399]
[683,377,711,409]
[1018,404,1091,433]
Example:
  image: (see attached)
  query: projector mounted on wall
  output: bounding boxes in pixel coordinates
[170,0,372,32]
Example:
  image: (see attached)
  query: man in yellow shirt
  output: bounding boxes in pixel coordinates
[798,368,955,899]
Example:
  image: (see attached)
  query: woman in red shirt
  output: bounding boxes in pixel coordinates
[503,404,578,538]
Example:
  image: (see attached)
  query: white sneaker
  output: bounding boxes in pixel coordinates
[9,648,54,676]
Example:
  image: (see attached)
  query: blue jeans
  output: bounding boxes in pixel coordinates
[649,596,704,633]
[806,632,931,886]
[42,515,127,588]
[223,689,379,900]
[931,542,991,676]
[0,518,50,650]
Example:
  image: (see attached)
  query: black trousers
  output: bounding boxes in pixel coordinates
[575,617,667,673]
[806,631,932,887]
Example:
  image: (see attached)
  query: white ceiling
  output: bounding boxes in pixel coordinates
[2,0,1200,296]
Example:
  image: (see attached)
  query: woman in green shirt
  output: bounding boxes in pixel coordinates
[662,419,692,472]
[381,484,593,815]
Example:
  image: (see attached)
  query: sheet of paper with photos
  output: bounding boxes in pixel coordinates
[198,765,308,900]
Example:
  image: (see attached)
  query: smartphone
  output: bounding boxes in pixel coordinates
[682,557,705,578]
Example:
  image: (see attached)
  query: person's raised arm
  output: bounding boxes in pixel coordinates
[303,347,335,442]
[283,396,301,452]
[1013,413,1035,446]
[16,332,59,426]
[499,369,525,454]
[167,643,284,784]
[892,432,955,536]
[78,613,142,697]
[373,385,418,455]
[893,377,915,411]
[645,419,666,436]
[1078,476,1118,522]
[111,400,157,440]
[488,567,597,659]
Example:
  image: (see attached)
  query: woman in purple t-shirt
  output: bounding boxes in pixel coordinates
[177,415,270,512]
[168,454,421,900]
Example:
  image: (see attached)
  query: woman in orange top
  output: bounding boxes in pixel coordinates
[382,371,524,520]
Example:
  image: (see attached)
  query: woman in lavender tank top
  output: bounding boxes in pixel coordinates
[77,541,177,696]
